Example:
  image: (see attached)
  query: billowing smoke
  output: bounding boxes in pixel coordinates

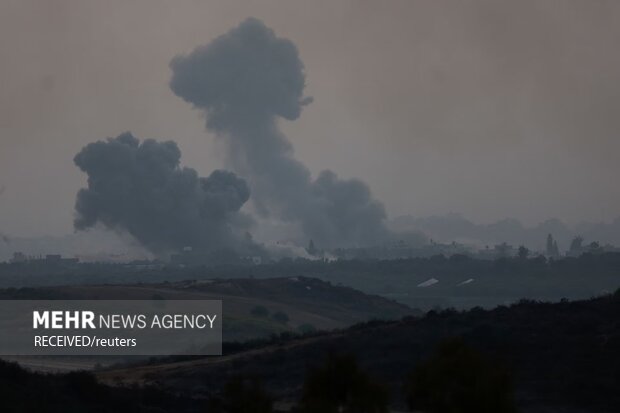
[170,17,388,247]
[73,132,255,255]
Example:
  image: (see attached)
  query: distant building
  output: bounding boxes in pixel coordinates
[9,252,78,266]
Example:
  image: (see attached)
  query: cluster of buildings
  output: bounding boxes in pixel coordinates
[9,252,79,267]
[5,234,619,269]
[170,246,264,267]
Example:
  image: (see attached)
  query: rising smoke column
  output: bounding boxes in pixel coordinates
[170,18,388,247]
[73,132,254,255]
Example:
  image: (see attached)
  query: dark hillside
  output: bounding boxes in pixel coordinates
[99,290,620,412]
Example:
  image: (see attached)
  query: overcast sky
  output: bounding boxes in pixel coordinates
[1,0,620,237]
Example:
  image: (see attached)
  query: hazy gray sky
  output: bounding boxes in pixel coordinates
[1,0,620,237]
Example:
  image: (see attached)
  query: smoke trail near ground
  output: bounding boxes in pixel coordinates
[73,132,256,255]
[170,17,388,247]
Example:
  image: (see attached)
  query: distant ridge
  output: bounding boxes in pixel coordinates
[390,213,620,250]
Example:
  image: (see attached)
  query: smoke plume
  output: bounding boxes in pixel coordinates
[170,18,388,247]
[73,132,254,255]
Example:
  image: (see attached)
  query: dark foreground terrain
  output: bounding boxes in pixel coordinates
[93,290,620,412]
[3,289,615,412]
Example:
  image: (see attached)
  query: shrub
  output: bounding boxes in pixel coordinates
[271,311,289,324]
[251,305,269,317]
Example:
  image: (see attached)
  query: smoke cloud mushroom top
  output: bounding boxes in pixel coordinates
[170,17,388,247]
[73,132,254,255]
[169,17,311,130]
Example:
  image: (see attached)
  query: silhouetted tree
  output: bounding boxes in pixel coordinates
[588,241,602,254]
[298,323,317,334]
[517,245,529,260]
[404,338,516,413]
[300,353,388,413]
[251,305,269,317]
[570,236,584,252]
[271,311,289,324]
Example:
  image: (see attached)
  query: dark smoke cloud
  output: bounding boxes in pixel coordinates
[73,132,254,255]
[170,17,388,247]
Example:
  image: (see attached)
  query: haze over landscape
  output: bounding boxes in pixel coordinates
[1,0,620,248]
[1,3,620,413]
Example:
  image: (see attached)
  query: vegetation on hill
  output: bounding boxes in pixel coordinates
[97,289,620,412]
[0,277,415,343]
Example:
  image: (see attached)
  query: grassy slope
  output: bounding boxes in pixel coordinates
[0,277,415,341]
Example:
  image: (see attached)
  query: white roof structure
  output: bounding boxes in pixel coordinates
[417,278,439,288]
